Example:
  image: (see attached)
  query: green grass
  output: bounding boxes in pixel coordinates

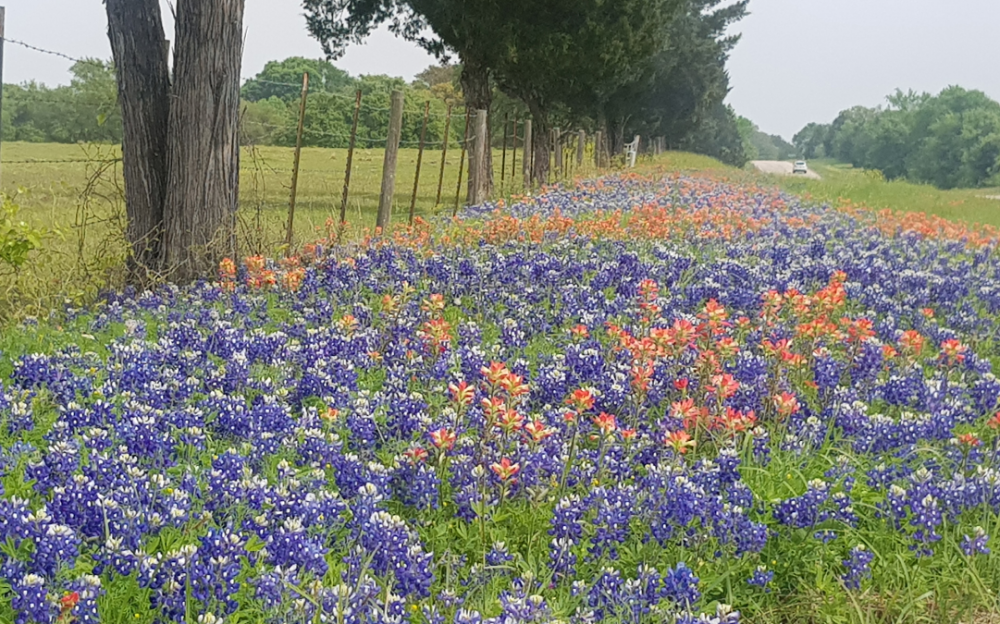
[1,140,609,321]
[762,159,1000,228]
[4,142,1000,322]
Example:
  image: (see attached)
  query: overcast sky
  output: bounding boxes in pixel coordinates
[3,0,999,139]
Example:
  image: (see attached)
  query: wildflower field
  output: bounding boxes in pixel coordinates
[3,171,1000,624]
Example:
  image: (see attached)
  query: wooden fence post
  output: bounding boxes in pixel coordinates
[435,105,452,205]
[284,71,309,254]
[500,112,509,189]
[577,129,586,167]
[408,100,430,226]
[467,109,489,206]
[339,89,362,229]
[594,130,603,168]
[522,119,533,189]
[553,128,562,180]
[511,117,519,188]
[376,89,405,233]
[453,112,471,216]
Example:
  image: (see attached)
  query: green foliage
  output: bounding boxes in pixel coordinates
[241,57,355,102]
[799,86,1000,189]
[600,0,749,164]
[793,122,830,160]
[683,103,749,168]
[0,195,48,271]
[1,60,122,144]
[237,63,462,149]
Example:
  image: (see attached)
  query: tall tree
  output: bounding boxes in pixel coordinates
[106,0,245,282]
[599,0,748,162]
[160,0,245,279]
[105,0,172,274]
[490,0,682,183]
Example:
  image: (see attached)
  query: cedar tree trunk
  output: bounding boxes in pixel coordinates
[161,0,244,282]
[525,97,551,185]
[460,57,493,202]
[104,0,171,280]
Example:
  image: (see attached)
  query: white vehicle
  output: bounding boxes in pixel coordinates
[792,160,808,175]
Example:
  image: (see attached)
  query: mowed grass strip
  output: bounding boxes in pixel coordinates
[767,159,1000,228]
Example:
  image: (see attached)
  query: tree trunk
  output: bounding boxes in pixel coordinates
[608,119,626,157]
[105,0,171,281]
[161,0,244,282]
[526,98,551,185]
[460,58,493,201]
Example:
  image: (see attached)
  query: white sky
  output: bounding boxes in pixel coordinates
[3,0,1000,139]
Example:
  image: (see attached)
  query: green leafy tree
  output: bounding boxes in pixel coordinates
[685,103,748,167]
[241,97,293,146]
[487,0,682,182]
[792,123,829,159]
[2,60,122,143]
[809,85,1000,188]
[242,57,355,102]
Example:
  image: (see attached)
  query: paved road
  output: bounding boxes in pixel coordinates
[751,160,822,180]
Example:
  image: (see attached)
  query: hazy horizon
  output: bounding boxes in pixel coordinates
[3,0,999,140]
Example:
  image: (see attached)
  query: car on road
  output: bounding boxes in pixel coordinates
[792,160,808,175]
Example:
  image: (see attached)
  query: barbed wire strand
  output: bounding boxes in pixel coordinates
[2,158,122,165]
[1,37,87,64]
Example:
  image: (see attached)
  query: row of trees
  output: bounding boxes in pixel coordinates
[737,117,795,162]
[241,58,461,148]
[303,0,752,183]
[0,57,456,149]
[793,87,1000,189]
[1,61,122,144]
[69,0,752,284]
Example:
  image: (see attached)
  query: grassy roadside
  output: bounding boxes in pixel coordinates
[762,158,1000,228]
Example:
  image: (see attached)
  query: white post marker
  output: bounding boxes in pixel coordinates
[625,135,641,168]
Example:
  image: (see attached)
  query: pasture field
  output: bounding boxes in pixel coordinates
[0,143,724,321]
[2,165,1000,624]
[0,141,586,320]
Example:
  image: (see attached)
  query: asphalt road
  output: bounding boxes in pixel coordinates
[751,160,822,180]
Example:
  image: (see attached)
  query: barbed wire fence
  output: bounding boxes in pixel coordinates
[1,34,671,258]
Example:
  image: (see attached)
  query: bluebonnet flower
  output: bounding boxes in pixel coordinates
[841,545,874,590]
[12,574,53,624]
[663,562,701,607]
[961,527,990,556]
[748,566,773,591]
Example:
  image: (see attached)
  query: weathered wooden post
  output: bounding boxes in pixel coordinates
[339,89,362,228]
[284,72,309,253]
[375,89,405,232]
[466,109,489,206]
[453,111,472,217]
[511,117,519,188]
[435,105,452,205]
[408,100,430,226]
[553,127,562,180]
[522,119,533,189]
[594,130,603,168]
[500,113,509,189]
[577,129,586,168]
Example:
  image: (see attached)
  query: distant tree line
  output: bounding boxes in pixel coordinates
[794,87,1000,189]
[6,0,759,174]
[1,60,122,143]
[737,117,796,162]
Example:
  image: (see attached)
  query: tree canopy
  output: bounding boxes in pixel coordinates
[796,86,1000,189]
[2,60,121,143]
